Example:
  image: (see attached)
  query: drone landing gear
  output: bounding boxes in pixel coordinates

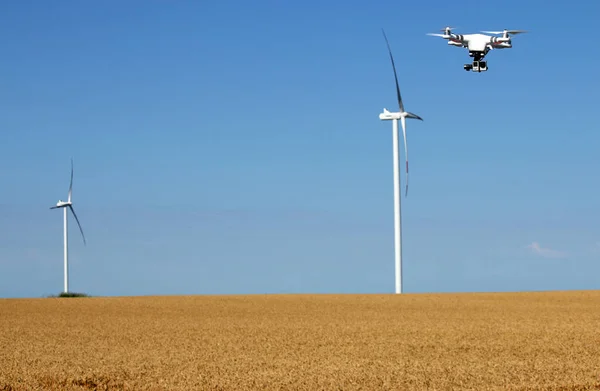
[465,51,488,72]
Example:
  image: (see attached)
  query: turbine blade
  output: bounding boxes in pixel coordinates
[381,29,405,113]
[68,205,86,246]
[68,158,73,202]
[406,112,424,121]
[401,117,409,197]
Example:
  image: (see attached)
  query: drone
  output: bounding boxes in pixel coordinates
[427,27,527,72]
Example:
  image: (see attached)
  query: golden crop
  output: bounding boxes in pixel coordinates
[1,291,600,390]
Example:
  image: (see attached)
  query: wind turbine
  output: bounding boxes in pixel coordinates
[378,29,423,294]
[50,158,86,293]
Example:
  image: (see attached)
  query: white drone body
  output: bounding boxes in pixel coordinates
[428,27,527,72]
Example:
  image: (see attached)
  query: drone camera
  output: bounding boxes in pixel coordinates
[469,60,488,72]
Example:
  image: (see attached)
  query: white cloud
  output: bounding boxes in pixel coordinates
[526,242,567,258]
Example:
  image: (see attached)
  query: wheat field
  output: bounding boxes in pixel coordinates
[1,291,599,390]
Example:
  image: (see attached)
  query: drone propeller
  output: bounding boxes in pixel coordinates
[427,26,458,38]
[481,29,527,35]
[441,26,458,35]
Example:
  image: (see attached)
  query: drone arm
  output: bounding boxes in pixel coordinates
[426,33,449,38]
[428,32,466,48]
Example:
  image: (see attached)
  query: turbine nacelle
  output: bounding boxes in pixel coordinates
[379,108,404,121]
[379,109,424,121]
[53,200,71,208]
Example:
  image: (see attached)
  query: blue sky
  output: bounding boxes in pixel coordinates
[1,0,599,298]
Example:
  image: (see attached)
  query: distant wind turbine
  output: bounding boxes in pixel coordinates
[50,158,86,293]
[378,29,424,294]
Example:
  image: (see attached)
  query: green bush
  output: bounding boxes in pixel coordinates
[48,292,91,298]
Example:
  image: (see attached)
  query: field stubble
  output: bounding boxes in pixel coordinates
[1,291,600,390]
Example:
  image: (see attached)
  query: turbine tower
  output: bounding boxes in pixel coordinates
[50,158,86,293]
[378,29,423,294]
